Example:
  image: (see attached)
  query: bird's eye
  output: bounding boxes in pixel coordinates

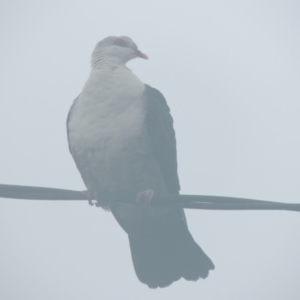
[115,39,126,47]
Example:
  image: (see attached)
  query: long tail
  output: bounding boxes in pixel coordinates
[127,209,215,288]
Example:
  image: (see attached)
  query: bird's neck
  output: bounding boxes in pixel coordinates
[91,55,125,70]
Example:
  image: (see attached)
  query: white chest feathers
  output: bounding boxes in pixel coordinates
[68,65,146,153]
[67,65,168,196]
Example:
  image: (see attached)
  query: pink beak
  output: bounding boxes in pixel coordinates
[136,49,148,59]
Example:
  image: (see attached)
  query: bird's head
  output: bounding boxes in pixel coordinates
[91,36,148,68]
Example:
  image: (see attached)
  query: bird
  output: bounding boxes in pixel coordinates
[66,36,214,288]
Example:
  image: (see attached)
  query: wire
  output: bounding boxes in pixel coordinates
[1,184,299,212]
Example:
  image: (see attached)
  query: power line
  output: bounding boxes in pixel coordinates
[1,184,299,212]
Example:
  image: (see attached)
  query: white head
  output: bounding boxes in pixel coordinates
[91,36,148,68]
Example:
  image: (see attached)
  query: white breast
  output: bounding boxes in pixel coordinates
[68,66,146,152]
[67,65,158,193]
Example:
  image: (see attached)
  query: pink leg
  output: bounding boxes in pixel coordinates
[81,190,96,206]
[89,191,98,206]
[136,189,154,205]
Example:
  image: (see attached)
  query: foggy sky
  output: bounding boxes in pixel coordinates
[1,1,300,299]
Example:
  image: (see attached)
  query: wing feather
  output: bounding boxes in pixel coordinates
[144,85,180,195]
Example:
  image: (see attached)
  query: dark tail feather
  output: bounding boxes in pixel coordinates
[128,210,214,288]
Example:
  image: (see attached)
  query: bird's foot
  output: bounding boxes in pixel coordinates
[81,190,97,206]
[136,189,154,205]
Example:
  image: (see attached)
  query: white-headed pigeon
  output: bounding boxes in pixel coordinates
[67,36,214,288]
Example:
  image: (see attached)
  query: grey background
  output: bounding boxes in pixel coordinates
[1,1,300,299]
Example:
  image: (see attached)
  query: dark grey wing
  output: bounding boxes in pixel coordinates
[130,87,215,288]
[66,94,80,145]
[66,96,79,155]
[66,95,92,187]
[144,84,180,195]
